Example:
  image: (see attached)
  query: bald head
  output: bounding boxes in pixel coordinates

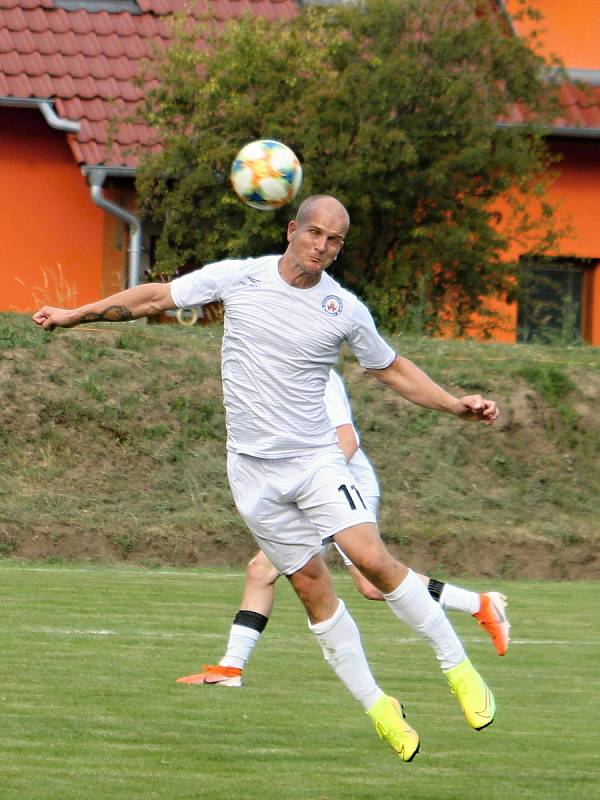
[295,195,350,232]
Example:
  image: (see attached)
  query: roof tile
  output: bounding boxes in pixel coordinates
[10,28,38,54]
[63,53,94,79]
[1,6,28,32]
[85,53,113,79]
[76,32,103,57]
[110,55,137,81]
[108,10,137,37]
[94,76,122,99]
[120,34,148,60]
[18,51,47,77]
[117,78,144,102]
[19,0,54,8]
[66,11,94,36]
[50,74,78,97]
[2,51,24,76]
[23,8,52,33]
[44,51,69,76]
[29,73,55,97]
[0,27,13,53]
[47,10,73,35]
[9,73,34,97]
[53,31,84,56]
[71,75,99,99]
[100,33,125,58]
[61,96,85,119]
[89,10,117,36]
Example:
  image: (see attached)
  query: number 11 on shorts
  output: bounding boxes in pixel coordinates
[338,484,367,511]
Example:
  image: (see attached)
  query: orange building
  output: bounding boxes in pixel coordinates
[0,0,297,313]
[1,0,599,343]
[494,0,600,344]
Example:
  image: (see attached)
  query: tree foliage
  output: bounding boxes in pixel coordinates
[134,0,566,334]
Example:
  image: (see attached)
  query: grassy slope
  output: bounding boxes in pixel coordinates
[1,313,599,577]
[1,562,598,800]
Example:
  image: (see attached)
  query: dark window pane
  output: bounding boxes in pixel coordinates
[517,262,583,344]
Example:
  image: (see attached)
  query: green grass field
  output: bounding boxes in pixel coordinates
[1,562,597,800]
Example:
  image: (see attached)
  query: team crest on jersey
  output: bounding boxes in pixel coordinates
[322,295,343,316]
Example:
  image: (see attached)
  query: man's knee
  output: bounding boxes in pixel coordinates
[288,557,338,623]
[246,550,279,587]
[335,529,407,590]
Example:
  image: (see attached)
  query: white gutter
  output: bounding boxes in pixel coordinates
[86,167,143,288]
[495,121,600,140]
[0,96,80,132]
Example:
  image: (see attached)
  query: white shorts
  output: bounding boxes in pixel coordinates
[227,448,376,575]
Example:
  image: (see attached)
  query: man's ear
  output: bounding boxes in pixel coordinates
[286,220,297,242]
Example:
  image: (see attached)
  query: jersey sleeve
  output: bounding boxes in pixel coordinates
[346,300,396,369]
[324,370,354,428]
[169,259,247,309]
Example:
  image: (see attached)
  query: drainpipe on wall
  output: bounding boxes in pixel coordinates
[87,168,143,288]
[0,97,81,133]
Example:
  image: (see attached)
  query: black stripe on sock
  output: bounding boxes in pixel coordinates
[428,578,445,602]
[233,610,269,633]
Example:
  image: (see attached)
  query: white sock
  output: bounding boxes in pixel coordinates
[440,584,481,615]
[384,569,466,671]
[308,599,383,711]
[219,624,262,670]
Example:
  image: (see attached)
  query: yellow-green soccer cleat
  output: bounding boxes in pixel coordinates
[367,694,420,762]
[446,658,496,730]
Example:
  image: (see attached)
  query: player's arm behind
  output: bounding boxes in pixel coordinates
[32,283,176,331]
[368,356,499,425]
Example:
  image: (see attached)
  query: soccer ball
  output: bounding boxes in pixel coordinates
[230,140,303,211]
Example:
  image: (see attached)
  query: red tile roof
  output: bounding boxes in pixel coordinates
[503,81,600,137]
[0,0,298,168]
[1,1,599,171]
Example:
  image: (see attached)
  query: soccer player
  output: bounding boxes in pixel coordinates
[33,195,501,763]
[177,369,509,688]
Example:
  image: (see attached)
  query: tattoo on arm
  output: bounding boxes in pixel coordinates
[79,306,135,324]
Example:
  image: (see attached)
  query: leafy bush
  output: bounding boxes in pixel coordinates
[134,0,565,334]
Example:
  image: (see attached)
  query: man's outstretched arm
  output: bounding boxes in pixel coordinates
[368,355,499,425]
[32,283,175,331]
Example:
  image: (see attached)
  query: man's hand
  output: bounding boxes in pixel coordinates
[454,395,500,425]
[32,306,76,331]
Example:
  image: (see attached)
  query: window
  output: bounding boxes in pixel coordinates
[53,0,141,12]
[517,256,596,344]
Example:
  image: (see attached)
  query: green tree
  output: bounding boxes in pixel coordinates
[134,0,566,334]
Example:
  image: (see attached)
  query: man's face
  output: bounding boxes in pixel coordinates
[286,202,348,277]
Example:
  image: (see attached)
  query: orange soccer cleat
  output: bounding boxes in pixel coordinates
[474,592,511,656]
[176,664,243,687]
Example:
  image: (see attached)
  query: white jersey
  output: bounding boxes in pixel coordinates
[324,370,379,498]
[171,255,395,458]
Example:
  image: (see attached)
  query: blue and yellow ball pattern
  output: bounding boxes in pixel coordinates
[230,140,303,211]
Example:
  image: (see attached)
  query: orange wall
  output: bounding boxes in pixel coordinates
[506,0,600,68]
[0,108,107,313]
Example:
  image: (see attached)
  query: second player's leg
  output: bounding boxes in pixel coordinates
[240,549,280,617]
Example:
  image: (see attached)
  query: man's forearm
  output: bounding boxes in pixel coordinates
[368,356,460,415]
[66,284,174,326]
